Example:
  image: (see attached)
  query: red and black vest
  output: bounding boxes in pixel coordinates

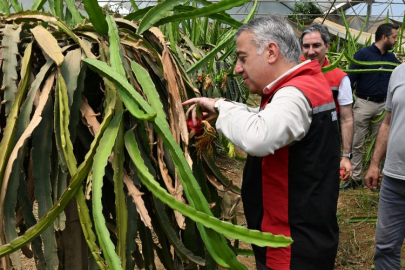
[242,61,340,270]
[322,58,347,114]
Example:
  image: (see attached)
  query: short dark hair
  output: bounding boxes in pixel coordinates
[375,23,399,42]
[300,23,330,46]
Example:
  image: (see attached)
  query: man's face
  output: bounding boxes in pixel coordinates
[301,31,329,66]
[383,29,398,51]
[235,31,270,96]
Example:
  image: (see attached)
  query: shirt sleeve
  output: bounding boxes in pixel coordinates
[215,87,312,157]
[385,67,397,112]
[337,76,353,106]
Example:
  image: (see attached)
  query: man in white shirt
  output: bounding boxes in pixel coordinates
[300,23,354,188]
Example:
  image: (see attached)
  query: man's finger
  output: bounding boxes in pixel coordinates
[182,98,199,106]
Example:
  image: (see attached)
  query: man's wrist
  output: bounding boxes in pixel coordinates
[342,152,353,159]
[214,98,224,113]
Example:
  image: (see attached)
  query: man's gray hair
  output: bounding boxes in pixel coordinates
[235,16,301,64]
[300,23,330,46]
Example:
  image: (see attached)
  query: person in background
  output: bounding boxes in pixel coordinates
[183,16,340,270]
[365,63,405,269]
[300,23,354,182]
[346,23,400,190]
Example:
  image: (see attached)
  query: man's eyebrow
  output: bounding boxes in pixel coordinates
[302,42,323,46]
[236,51,246,57]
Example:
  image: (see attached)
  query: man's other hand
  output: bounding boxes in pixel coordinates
[340,158,353,180]
[365,165,382,190]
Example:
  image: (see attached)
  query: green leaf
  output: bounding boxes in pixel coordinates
[31,0,47,10]
[173,5,242,28]
[344,51,399,68]
[83,59,156,121]
[243,0,257,23]
[130,61,167,121]
[75,190,108,269]
[234,248,254,256]
[124,6,153,21]
[125,195,139,270]
[137,219,156,269]
[187,30,236,74]
[346,217,377,223]
[202,153,241,194]
[92,112,124,269]
[155,0,249,26]
[136,0,187,35]
[322,51,345,73]
[54,0,63,18]
[83,0,108,35]
[10,0,22,12]
[33,98,59,269]
[106,15,126,76]
[0,0,11,14]
[1,24,22,115]
[63,0,85,24]
[68,63,86,142]
[153,197,206,266]
[129,0,138,11]
[113,105,127,268]
[17,177,46,268]
[0,41,31,193]
[56,71,77,174]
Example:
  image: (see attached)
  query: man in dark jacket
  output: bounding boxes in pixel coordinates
[345,23,400,190]
[183,16,340,270]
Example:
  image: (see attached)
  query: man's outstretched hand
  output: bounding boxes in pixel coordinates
[182,97,218,126]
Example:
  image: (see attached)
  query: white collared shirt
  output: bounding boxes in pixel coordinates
[215,62,312,157]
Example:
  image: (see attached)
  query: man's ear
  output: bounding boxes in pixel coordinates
[326,42,330,50]
[267,42,279,64]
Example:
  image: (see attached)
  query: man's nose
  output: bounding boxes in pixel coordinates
[235,64,243,74]
[308,46,315,54]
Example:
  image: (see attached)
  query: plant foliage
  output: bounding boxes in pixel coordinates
[0,1,291,269]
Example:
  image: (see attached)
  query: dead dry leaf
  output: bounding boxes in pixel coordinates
[157,138,186,229]
[30,25,64,66]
